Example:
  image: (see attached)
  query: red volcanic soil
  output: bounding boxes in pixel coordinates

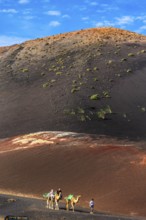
[0,131,146,218]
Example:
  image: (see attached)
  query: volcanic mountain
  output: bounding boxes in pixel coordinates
[0,27,146,139]
[1,28,146,219]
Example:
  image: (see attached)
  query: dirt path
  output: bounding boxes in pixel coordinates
[0,194,144,220]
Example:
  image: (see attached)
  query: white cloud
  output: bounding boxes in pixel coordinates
[62,14,70,19]
[97,4,119,13]
[95,22,104,27]
[101,4,109,7]
[0,9,18,13]
[22,9,32,15]
[136,25,146,34]
[90,2,98,6]
[18,0,30,4]
[139,25,146,31]
[23,15,35,20]
[95,20,114,27]
[116,16,134,25]
[79,6,87,11]
[49,21,61,27]
[82,17,89,20]
[135,15,146,23]
[0,35,28,46]
[84,0,97,5]
[94,16,134,29]
[46,10,61,16]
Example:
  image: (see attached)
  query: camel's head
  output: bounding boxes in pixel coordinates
[77,195,81,200]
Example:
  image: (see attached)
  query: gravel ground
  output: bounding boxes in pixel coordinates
[0,194,144,220]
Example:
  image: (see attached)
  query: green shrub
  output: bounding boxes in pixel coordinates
[72,80,77,84]
[21,68,28,73]
[105,105,112,114]
[79,115,86,121]
[50,79,56,83]
[43,82,49,88]
[97,105,112,120]
[71,87,80,93]
[85,115,91,120]
[121,58,127,62]
[141,107,146,112]
[115,73,121,77]
[93,77,98,81]
[90,94,100,100]
[107,60,113,64]
[128,53,134,57]
[63,109,70,115]
[97,109,106,119]
[77,107,85,114]
[103,91,110,98]
[70,110,76,115]
[127,69,132,73]
[56,71,62,75]
[141,49,146,53]
[123,113,127,118]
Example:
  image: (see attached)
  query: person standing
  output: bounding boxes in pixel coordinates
[56,188,62,199]
[49,189,54,200]
[89,198,94,214]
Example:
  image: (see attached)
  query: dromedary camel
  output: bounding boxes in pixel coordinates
[43,191,62,210]
[65,195,81,212]
[43,191,54,209]
[54,192,62,210]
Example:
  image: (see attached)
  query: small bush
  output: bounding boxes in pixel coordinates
[97,109,106,119]
[79,115,86,122]
[140,50,146,53]
[103,91,110,98]
[93,77,98,81]
[90,94,100,100]
[78,74,82,79]
[123,113,127,118]
[121,58,127,62]
[56,71,62,75]
[141,107,146,112]
[77,107,85,114]
[71,87,80,93]
[127,69,132,73]
[21,68,28,73]
[93,67,98,71]
[128,53,134,57]
[97,105,112,120]
[72,80,77,84]
[107,60,113,64]
[115,73,121,77]
[43,82,49,88]
[50,79,56,83]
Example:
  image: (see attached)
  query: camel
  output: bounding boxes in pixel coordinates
[54,192,62,210]
[65,195,81,212]
[43,191,62,210]
[43,192,54,209]
[46,194,54,209]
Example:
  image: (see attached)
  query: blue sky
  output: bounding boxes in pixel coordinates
[0,0,146,46]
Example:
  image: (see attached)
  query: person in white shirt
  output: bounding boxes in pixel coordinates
[49,189,54,199]
[89,198,94,214]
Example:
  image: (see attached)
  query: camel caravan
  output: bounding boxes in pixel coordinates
[43,188,82,212]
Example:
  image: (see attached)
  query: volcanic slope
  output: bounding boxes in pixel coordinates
[0,27,146,139]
